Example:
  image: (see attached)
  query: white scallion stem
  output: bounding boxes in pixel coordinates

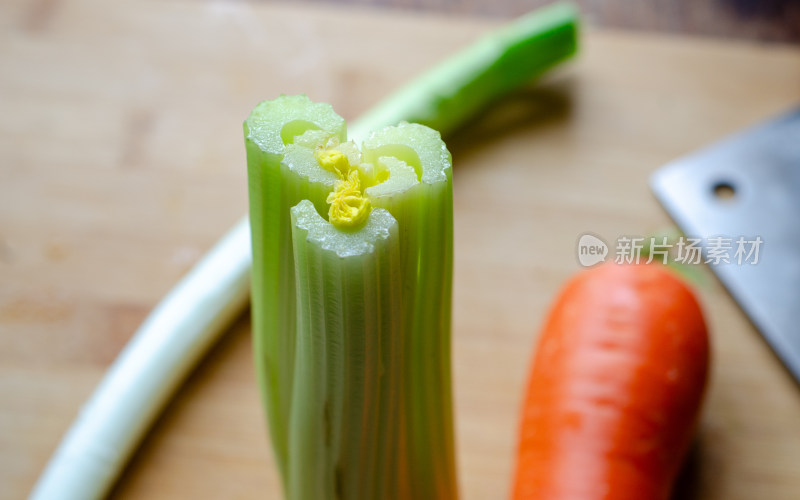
[29,219,251,500]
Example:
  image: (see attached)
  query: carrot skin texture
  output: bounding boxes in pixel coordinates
[512,263,710,500]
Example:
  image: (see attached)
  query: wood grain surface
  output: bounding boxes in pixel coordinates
[2,0,800,499]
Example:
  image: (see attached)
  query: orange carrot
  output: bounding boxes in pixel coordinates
[512,262,710,500]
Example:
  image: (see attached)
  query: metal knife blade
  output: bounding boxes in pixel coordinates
[650,107,800,382]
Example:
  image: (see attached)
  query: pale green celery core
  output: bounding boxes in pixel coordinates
[287,128,423,231]
[364,156,419,199]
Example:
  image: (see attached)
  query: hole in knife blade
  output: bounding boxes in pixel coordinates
[713,182,736,201]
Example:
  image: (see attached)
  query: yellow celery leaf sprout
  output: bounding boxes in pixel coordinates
[315,143,389,230]
[315,149,350,179]
[326,169,371,229]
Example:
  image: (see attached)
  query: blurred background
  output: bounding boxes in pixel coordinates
[2,0,799,499]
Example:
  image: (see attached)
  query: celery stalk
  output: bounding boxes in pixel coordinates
[245,96,347,483]
[247,97,457,498]
[362,123,456,498]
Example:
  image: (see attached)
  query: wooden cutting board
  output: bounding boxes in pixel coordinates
[2,0,800,498]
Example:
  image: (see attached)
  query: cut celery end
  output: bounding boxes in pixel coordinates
[282,138,340,221]
[245,95,346,157]
[291,200,397,258]
[364,156,419,200]
[362,122,452,185]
